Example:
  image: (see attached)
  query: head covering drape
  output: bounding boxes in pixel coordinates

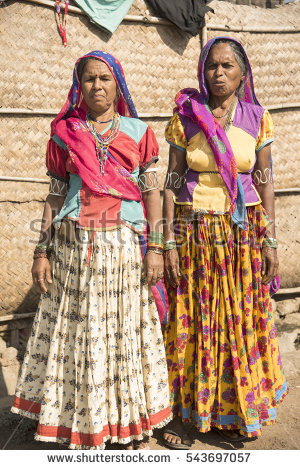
[51,50,138,137]
[174,37,264,229]
[49,51,169,323]
[50,51,141,202]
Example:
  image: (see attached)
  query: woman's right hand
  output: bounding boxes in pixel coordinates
[164,249,181,288]
[31,258,52,294]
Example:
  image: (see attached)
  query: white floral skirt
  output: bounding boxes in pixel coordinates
[11,225,171,449]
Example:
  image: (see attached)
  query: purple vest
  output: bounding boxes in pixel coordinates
[177,100,265,206]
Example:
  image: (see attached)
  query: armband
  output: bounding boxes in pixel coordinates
[253,168,273,185]
[165,171,186,189]
[49,177,68,197]
[138,168,159,193]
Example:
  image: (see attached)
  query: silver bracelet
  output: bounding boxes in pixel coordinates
[49,177,68,197]
[138,169,159,193]
[165,171,186,189]
[253,168,273,185]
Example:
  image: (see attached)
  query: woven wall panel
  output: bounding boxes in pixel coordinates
[0,2,200,115]
[207,0,299,30]
[0,194,297,315]
[275,195,300,289]
[0,116,50,180]
[0,181,48,203]
[0,201,44,315]
[0,0,299,315]
[271,110,300,190]
[1,110,298,190]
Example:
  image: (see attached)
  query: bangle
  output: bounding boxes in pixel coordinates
[148,243,164,251]
[33,251,49,259]
[164,240,176,251]
[35,243,49,252]
[147,248,164,255]
[34,244,53,259]
[148,231,164,245]
[262,237,278,249]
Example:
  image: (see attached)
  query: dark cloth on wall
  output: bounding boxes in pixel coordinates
[145,0,213,36]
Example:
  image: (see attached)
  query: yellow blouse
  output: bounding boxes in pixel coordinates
[165,109,274,212]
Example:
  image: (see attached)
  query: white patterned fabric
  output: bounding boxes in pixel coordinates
[12,226,171,449]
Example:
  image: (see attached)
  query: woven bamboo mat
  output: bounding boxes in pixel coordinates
[207,0,300,30]
[271,110,300,189]
[0,201,43,314]
[0,0,299,313]
[275,195,300,289]
[0,111,298,190]
[0,181,48,203]
[0,194,298,314]
[0,2,200,114]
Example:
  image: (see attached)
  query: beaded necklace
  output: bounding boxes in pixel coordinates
[223,97,238,132]
[209,96,237,131]
[55,1,69,47]
[86,113,120,175]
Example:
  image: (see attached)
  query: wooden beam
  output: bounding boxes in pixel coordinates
[0,176,48,184]
[1,104,300,117]
[24,0,173,25]
[0,312,35,322]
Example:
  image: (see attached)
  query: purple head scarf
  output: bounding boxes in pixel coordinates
[175,36,264,229]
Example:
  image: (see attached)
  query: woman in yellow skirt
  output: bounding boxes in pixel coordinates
[162,37,287,448]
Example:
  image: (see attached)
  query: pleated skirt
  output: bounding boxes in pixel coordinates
[163,204,287,437]
[12,225,171,449]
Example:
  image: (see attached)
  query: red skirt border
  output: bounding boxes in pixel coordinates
[12,396,172,448]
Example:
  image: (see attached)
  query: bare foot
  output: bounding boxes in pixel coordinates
[134,438,150,450]
[121,442,134,450]
[163,417,192,448]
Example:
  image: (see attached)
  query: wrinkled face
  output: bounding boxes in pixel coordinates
[204,43,244,98]
[80,60,118,114]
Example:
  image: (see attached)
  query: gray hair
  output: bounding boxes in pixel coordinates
[207,39,248,97]
[76,56,102,83]
[209,38,247,76]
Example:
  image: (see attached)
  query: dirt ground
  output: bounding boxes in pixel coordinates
[1,368,299,451]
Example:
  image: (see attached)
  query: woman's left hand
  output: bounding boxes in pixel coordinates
[144,251,164,286]
[261,246,279,285]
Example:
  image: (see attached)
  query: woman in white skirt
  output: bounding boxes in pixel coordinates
[11,51,171,450]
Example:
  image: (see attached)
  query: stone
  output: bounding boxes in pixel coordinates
[271,298,277,313]
[273,311,280,324]
[280,351,300,379]
[0,337,6,354]
[0,362,20,396]
[278,330,300,354]
[0,347,18,366]
[276,299,300,318]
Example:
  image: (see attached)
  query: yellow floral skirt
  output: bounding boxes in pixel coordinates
[163,204,287,437]
[12,225,171,449]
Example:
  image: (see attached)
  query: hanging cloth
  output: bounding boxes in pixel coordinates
[55,0,69,47]
[145,0,213,36]
[73,0,134,34]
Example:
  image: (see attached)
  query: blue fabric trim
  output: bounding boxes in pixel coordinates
[256,138,274,153]
[179,380,288,434]
[120,200,145,232]
[166,140,186,152]
[53,174,82,228]
[119,116,147,144]
[232,174,247,230]
[52,134,66,151]
[119,165,145,232]
[275,379,288,402]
